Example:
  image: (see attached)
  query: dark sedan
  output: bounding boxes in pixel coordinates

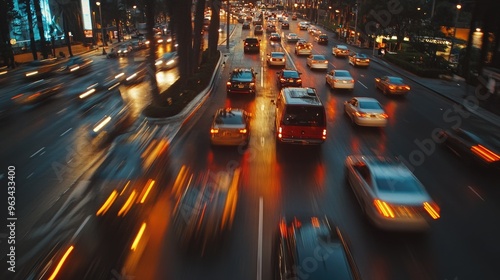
[11,79,63,106]
[276,69,302,89]
[439,128,500,171]
[57,56,93,75]
[374,75,411,95]
[315,34,329,44]
[226,68,257,95]
[273,215,361,280]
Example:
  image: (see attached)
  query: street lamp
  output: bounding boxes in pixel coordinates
[448,3,462,62]
[96,2,106,55]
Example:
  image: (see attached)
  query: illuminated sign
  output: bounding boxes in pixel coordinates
[81,0,92,31]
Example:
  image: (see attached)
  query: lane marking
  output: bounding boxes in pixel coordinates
[468,186,485,201]
[60,128,72,137]
[30,147,45,158]
[27,172,34,179]
[260,66,264,87]
[56,108,67,115]
[256,196,263,280]
[357,81,368,89]
[71,215,91,242]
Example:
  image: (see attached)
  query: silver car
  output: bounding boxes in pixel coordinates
[344,97,388,127]
[344,155,441,231]
[267,52,286,67]
[325,69,354,90]
[210,108,251,146]
[306,54,328,70]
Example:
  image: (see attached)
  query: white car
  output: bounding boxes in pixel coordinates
[267,52,286,67]
[298,21,310,30]
[295,41,312,56]
[286,33,300,43]
[343,97,388,127]
[306,54,328,70]
[155,51,179,70]
[332,45,350,57]
[325,69,354,90]
[210,108,251,146]
[344,155,440,231]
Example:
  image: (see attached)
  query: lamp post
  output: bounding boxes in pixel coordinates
[226,0,230,50]
[448,3,462,62]
[96,2,106,55]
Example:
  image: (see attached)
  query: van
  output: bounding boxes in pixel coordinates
[274,87,327,145]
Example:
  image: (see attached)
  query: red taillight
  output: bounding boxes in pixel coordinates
[239,129,247,134]
[374,200,395,218]
[322,129,326,140]
[278,127,282,139]
[404,86,411,90]
[355,111,369,118]
[210,128,219,134]
[226,81,231,86]
[381,113,388,119]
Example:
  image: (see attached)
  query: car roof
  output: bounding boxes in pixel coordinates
[336,45,348,48]
[281,87,323,106]
[286,216,356,280]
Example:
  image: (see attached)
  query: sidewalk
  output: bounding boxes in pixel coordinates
[336,38,500,127]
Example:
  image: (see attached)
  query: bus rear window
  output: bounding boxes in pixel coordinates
[283,105,325,126]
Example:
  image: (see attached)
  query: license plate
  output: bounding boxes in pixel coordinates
[238,84,244,88]
[342,81,347,83]
[288,79,294,82]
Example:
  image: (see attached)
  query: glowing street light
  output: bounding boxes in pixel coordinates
[96,2,106,55]
[448,3,462,62]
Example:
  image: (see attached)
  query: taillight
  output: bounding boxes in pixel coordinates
[355,111,369,118]
[280,78,286,82]
[322,129,326,140]
[226,81,232,86]
[373,200,395,218]
[350,79,355,83]
[278,126,282,139]
[423,202,440,219]
[239,129,247,134]
[210,128,219,134]
[404,86,411,90]
[381,113,388,119]
[389,85,396,90]
[296,79,302,83]
[470,144,500,162]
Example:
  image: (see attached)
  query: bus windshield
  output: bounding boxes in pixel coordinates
[283,105,325,127]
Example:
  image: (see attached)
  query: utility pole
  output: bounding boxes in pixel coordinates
[227,0,230,49]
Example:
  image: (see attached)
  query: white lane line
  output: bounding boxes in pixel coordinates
[357,81,368,89]
[30,147,45,158]
[27,172,34,179]
[330,62,336,68]
[71,215,91,242]
[256,196,263,280]
[60,128,72,137]
[56,108,67,115]
[468,186,485,201]
[261,66,264,87]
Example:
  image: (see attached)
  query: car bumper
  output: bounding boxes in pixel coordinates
[310,63,328,69]
[387,90,409,95]
[369,212,430,231]
[268,61,286,66]
[354,117,388,127]
[244,47,260,52]
[227,88,256,94]
[278,137,324,145]
[333,82,355,89]
[211,136,248,146]
[354,61,370,66]
[296,50,312,55]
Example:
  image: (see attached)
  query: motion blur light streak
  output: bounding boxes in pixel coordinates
[96,190,118,216]
[79,88,96,99]
[131,223,147,251]
[120,181,131,196]
[48,245,74,280]
[423,202,440,219]
[139,179,155,203]
[374,199,395,218]
[118,190,137,217]
[470,144,500,162]
[93,116,111,133]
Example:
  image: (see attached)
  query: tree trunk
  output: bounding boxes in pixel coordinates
[174,0,194,80]
[33,0,48,59]
[208,0,221,59]
[25,0,37,60]
[62,5,73,57]
[145,0,161,103]
[193,0,206,68]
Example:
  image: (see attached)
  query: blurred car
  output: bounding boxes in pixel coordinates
[306,54,328,70]
[344,97,388,127]
[295,41,313,56]
[23,58,61,80]
[226,68,257,94]
[307,25,321,35]
[267,52,286,67]
[280,21,289,29]
[326,69,355,90]
[269,32,281,42]
[332,44,350,57]
[349,53,370,67]
[291,14,298,20]
[155,51,179,70]
[276,69,302,89]
[253,18,263,25]
[171,169,239,253]
[243,37,260,53]
[438,128,500,170]
[298,21,310,30]
[254,24,263,35]
[285,33,300,43]
[314,33,329,44]
[266,24,277,33]
[242,21,251,29]
[117,44,132,56]
[237,17,245,23]
[123,63,148,85]
[273,215,361,280]
[11,79,63,106]
[76,77,121,113]
[345,155,441,230]
[374,76,411,95]
[0,66,8,85]
[57,56,93,75]
[210,108,251,146]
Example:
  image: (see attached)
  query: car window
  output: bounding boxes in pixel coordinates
[231,70,254,80]
[215,111,245,125]
[375,175,423,193]
[283,71,299,78]
[283,105,325,126]
[359,101,382,110]
[335,71,350,77]
[388,77,404,84]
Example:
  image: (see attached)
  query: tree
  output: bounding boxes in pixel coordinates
[33,0,49,58]
[192,0,206,67]
[207,0,221,59]
[145,0,161,103]
[167,0,193,80]
[0,0,16,67]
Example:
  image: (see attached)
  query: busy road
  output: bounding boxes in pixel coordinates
[2,13,500,280]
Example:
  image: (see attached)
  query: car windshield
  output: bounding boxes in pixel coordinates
[335,71,351,77]
[231,71,253,80]
[375,175,423,193]
[388,77,404,84]
[283,71,299,78]
[283,105,325,127]
[215,111,244,125]
[357,54,367,58]
[359,101,382,110]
